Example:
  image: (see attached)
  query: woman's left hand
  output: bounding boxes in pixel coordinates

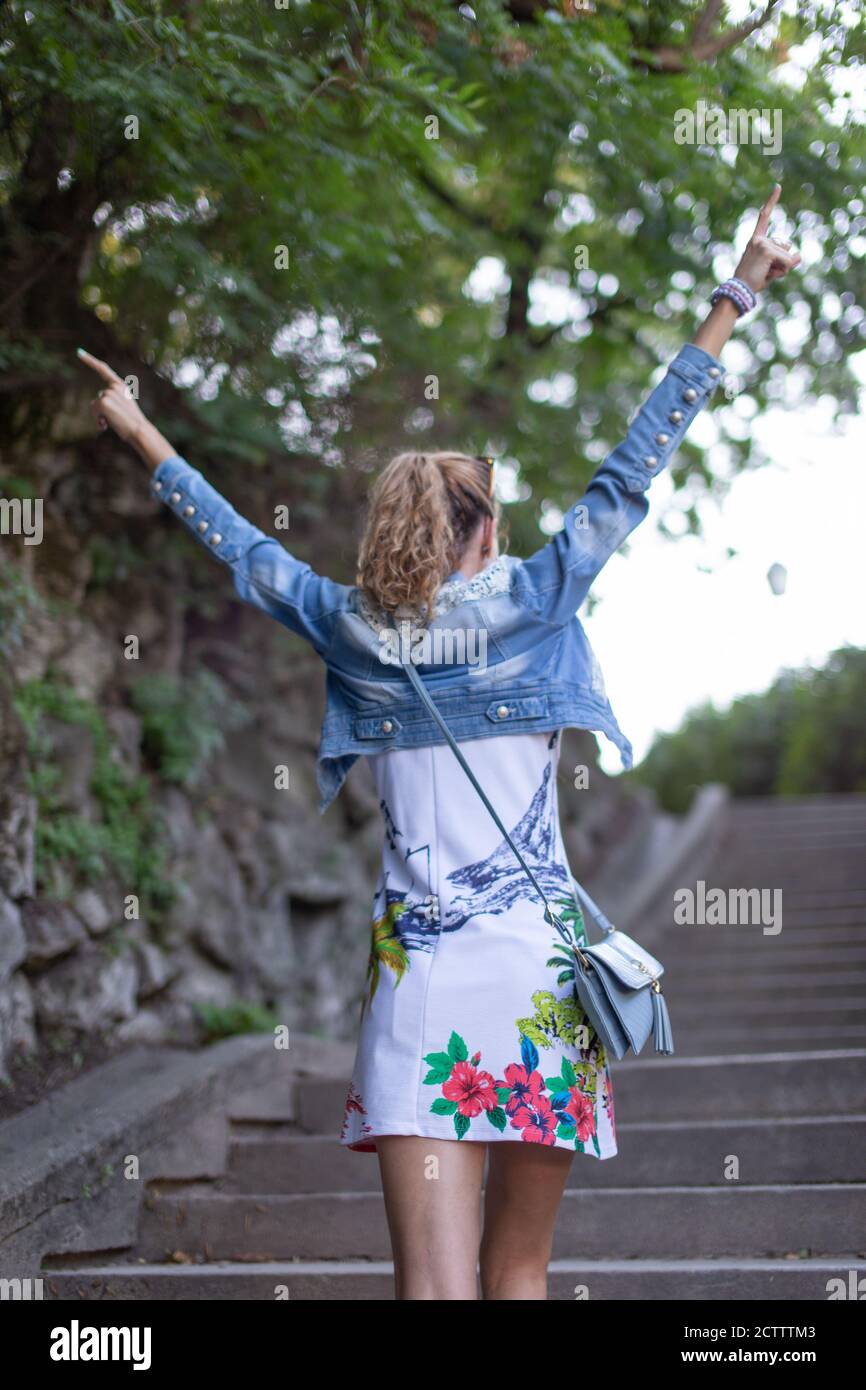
[733,184,801,295]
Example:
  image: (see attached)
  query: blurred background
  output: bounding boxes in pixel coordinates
[1,0,865,1093]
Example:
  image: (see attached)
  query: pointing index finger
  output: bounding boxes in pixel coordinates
[754,183,781,238]
[76,348,123,385]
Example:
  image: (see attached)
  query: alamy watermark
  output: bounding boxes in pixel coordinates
[378,620,488,669]
[674,100,782,157]
[0,496,43,545]
[673,880,782,936]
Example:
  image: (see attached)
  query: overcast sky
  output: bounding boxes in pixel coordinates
[583,387,866,771]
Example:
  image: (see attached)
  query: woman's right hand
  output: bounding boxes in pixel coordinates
[733,184,801,295]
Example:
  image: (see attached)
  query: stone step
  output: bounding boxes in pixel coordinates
[670,1026,866,1052]
[669,1001,866,1027]
[294,1050,866,1132]
[666,970,866,995]
[224,1115,866,1194]
[633,926,866,950]
[132,1184,866,1263]
[696,848,866,868]
[42,1257,866,1302]
[726,815,866,833]
[668,947,866,972]
[685,865,866,891]
[691,833,866,854]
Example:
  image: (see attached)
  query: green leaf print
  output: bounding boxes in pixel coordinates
[496,1087,510,1104]
[366,902,410,1004]
[431,1098,458,1115]
[454,1111,471,1139]
[424,1050,454,1072]
[486,1106,507,1132]
[556,1122,575,1140]
[448,1030,468,1063]
[422,1067,452,1085]
[592,1131,601,1157]
[515,989,589,1051]
[562,1058,577,1088]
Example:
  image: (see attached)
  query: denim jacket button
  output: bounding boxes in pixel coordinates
[644,455,657,470]
[708,366,720,377]
[382,719,394,734]
[669,410,683,424]
[153,480,163,492]
[496,704,509,719]
[683,387,697,402]
[197,520,208,533]
[170,491,181,504]
[655,432,669,446]
[183,504,196,517]
[209,532,222,545]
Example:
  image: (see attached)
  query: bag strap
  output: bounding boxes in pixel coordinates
[398,656,615,940]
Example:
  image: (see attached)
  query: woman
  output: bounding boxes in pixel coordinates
[80,186,798,1300]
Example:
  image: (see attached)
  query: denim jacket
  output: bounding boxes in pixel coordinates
[150,341,723,811]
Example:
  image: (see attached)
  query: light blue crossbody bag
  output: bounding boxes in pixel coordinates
[399,657,674,1060]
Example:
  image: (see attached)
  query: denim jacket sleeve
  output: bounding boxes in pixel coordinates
[149,454,348,658]
[515,342,724,625]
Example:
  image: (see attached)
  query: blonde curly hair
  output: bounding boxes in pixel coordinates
[356,451,500,617]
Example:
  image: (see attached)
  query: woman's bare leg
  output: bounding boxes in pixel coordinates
[479,1143,574,1300]
[376,1135,487,1300]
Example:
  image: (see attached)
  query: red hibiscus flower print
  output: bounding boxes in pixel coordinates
[510,1093,558,1145]
[566,1087,596,1142]
[500,1060,545,1116]
[443,1059,499,1117]
[344,1082,366,1116]
[424,1032,509,1138]
[341,1082,367,1141]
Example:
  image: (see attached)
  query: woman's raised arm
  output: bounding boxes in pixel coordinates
[517,185,801,624]
[77,349,349,658]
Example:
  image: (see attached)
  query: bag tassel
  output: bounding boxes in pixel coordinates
[651,985,675,1055]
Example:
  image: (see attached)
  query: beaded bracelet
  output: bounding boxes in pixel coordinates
[710,276,757,317]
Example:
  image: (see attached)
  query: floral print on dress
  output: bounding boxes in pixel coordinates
[423,1028,609,1153]
[365,900,410,1009]
[421,895,614,1153]
[340,1082,373,1142]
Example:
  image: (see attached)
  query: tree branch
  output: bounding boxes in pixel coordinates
[638,0,781,73]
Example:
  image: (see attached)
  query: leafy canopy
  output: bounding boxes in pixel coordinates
[2,1,865,553]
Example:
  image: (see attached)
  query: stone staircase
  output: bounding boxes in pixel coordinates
[44,794,866,1300]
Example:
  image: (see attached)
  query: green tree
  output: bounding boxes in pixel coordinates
[634,646,866,811]
[1,1,865,556]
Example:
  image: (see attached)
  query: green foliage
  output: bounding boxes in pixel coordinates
[634,646,866,812]
[2,1,864,554]
[193,999,282,1043]
[86,535,147,589]
[12,675,173,912]
[129,669,249,787]
[0,556,44,662]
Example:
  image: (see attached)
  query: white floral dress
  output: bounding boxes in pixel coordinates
[340,727,617,1158]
